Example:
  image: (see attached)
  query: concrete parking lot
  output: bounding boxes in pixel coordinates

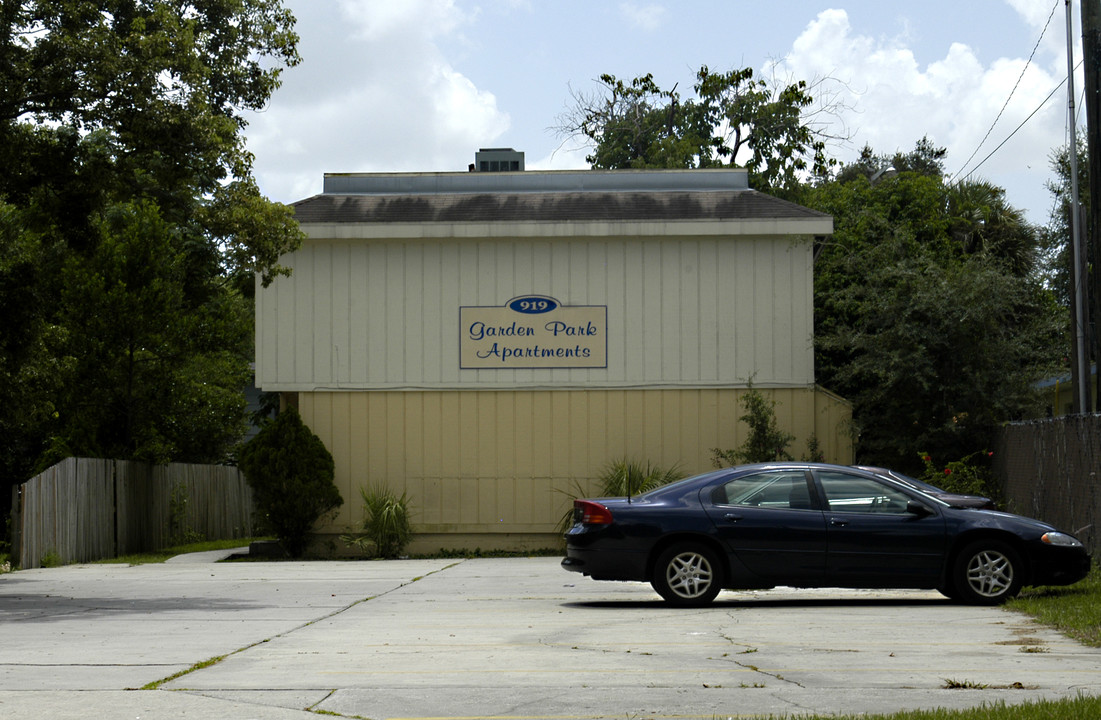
[0,555,1099,719]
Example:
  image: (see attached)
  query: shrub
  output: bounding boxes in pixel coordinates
[597,458,686,497]
[237,407,343,557]
[344,485,414,559]
[712,385,795,466]
[802,433,826,462]
[917,450,1000,501]
[168,482,203,546]
[558,458,685,533]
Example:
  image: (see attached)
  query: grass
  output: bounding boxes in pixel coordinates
[94,537,266,565]
[1006,563,1101,647]
[773,695,1101,719]
[783,565,1101,720]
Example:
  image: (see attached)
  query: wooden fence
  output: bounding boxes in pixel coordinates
[996,415,1101,559]
[12,457,254,569]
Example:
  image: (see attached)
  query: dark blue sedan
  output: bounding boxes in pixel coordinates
[562,463,1091,607]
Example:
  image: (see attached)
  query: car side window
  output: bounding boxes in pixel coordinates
[818,471,911,514]
[714,471,815,510]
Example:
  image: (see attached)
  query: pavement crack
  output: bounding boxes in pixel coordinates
[717,628,803,687]
[731,659,804,687]
[137,560,466,690]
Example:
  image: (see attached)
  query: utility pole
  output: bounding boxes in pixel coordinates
[1083,0,1101,412]
[1068,0,1091,414]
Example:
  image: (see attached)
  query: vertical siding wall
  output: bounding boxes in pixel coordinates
[302,387,852,538]
[256,210,846,550]
[257,234,814,390]
[16,458,254,568]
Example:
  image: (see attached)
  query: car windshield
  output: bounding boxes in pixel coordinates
[858,466,948,494]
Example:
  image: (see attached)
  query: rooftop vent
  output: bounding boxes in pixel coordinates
[474,148,524,172]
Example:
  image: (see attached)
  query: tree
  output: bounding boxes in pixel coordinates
[238,408,343,558]
[559,65,843,193]
[0,2,305,514]
[1042,134,1099,411]
[833,136,946,185]
[806,141,1063,471]
[947,181,1036,277]
[0,1,303,282]
[818,250,1060,466]
[41,201,253,464]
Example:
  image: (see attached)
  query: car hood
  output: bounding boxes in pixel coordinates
[930,492,996,510]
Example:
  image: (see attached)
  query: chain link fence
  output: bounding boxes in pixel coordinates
[996,416,1100,559]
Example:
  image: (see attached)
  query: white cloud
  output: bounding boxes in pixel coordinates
[338,0,467,41]
[779,7,1065,219]
[619,2,667,32]
[245,0,509,202]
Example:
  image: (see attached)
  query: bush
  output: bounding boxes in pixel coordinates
[712,385,794,466]
[917,450,1000,502]
[596,458,685,497]
[237,407,343,557]
[344,485,414,559]
[558,458,685,534]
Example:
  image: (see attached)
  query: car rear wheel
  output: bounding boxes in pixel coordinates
[651,543,724,607]
[952,540,1023,605]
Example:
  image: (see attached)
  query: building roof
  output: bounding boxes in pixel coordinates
[290,169,831,226]
[291,189,830,224]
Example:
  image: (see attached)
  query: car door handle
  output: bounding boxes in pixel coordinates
[830,518,849,527]
[723,513,742,522]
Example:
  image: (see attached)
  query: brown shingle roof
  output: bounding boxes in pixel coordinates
[291,190,828,224]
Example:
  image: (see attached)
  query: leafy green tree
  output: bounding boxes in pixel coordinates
[819,251,1060,466]
[1041,135,1089,304]
[40,201,252,464]
[1041,134,1099,412]
[238,408,343,557]
[560,65,841,193]
[806,142,1063,471]
[832,136,946,185]
[0,1,305,511]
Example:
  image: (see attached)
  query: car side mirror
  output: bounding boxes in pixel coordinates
[906,500,933,517]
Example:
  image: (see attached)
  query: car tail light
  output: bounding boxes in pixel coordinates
[575,500,613,525]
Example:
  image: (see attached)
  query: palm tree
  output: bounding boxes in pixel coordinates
[946,180,1036,277]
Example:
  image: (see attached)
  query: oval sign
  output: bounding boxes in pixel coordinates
[508,296,558,314]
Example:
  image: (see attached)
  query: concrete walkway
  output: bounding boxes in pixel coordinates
[163,546,251,563]
[1,557,1099,719]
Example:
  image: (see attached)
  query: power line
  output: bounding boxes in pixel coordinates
[954,64,1078,185]
[949,0,1060,183]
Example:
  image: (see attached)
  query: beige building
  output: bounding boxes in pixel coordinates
[255,163,851,552]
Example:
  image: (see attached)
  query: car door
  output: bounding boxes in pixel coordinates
[814,469,947,587]
[703,469,827,584]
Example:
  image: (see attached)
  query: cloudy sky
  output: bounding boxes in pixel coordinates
[243,0,1084,225]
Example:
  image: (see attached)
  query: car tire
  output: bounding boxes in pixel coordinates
[651,542,724,607]
[952,540,1023,605]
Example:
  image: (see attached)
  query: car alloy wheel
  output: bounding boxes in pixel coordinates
[651,543,723,607]
[953,540,1022,605]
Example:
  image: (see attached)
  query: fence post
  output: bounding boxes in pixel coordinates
[9,484,21,567]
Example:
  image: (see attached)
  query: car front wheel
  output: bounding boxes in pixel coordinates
[952,540,1023,605]
[651,543,723,607]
